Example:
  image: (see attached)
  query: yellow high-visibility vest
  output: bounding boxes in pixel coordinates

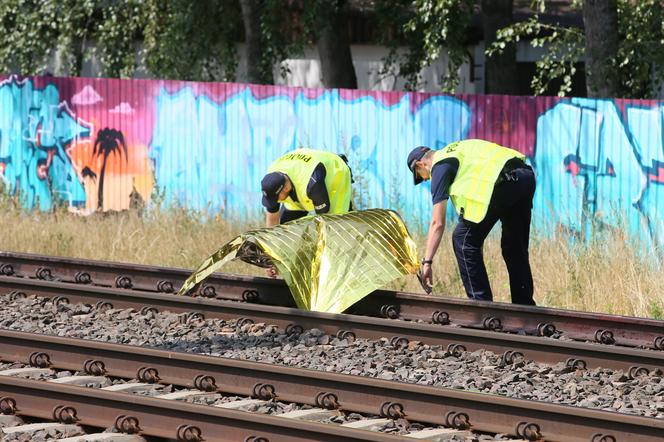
[433,139,525,223]
[267,148,352,214]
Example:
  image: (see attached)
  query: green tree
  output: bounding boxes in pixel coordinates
[375,0,474,92]
[489,0,664,98]
[142,0,240,82]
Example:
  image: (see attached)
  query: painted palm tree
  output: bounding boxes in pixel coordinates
[92,128,127,211]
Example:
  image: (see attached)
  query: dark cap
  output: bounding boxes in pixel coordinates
[407,146,431,185]
[261,172,287,207]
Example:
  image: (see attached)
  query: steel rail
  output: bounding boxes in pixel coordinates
[1,276,662,373]
[1,251,662,350]
[0,376,400,442]
[1,330,662,442]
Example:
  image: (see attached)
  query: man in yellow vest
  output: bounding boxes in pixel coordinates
[407,139,536,305]
[261,148,353,226]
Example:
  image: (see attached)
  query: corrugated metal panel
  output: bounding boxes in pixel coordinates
[0,74,662,246]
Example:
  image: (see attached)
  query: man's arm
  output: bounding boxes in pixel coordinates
[307,163,330,214]
[421,201,446,290]
[265,211,280,227]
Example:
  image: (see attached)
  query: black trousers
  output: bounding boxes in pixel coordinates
[451,167,536,305]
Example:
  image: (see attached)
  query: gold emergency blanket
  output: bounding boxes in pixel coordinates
[177,209,419,313]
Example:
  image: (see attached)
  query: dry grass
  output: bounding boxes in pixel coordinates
[0,199,661,319]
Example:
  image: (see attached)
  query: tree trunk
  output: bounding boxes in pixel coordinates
[316,0,357,89]
[239,0,273,84]
[582,0,619,97]
[481,0,518,94]
[98,155,107,211]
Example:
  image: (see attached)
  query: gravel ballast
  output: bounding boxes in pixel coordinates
[2,294,663,419]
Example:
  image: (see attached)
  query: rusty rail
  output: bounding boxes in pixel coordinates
[1,276,662,373]
[0,376,401,442]
[1,251,662,350]
[1,329,663,442]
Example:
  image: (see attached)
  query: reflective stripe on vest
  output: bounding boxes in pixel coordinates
[267,148,352,214]
[432,139,526,223]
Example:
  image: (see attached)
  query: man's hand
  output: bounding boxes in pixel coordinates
[266,266,279,278]
[418,263,433,294]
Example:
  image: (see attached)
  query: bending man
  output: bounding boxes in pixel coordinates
[407,139,536,305]
[261,147,353,226]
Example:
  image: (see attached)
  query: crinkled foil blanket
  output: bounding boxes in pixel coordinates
[178,209,419,313]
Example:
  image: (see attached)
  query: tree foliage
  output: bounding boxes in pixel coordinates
[488,0,664,98]
[142,0,240,82]
[374,0,474,92]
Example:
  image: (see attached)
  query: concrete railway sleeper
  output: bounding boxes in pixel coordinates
[0,330,662,441]
[0,277,663,373]
[0,413,146,442]
[0,376,412,442]
[0,361,522,441]
[1,251,662,350]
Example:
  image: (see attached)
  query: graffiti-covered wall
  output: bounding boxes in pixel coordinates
[1,75,663,247]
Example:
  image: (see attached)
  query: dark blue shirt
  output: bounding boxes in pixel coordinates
[430,159,458,204]
[263,163,330,213]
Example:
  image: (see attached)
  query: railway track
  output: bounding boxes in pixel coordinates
[0,362,463,442]
[1,251,662,351]
[0,274,662,373]
[1,252,663,441]
[1,330,662,441]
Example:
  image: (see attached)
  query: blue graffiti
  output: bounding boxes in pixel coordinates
[533,99,664,247]
[0,78,89,210]
[149,87,470,223]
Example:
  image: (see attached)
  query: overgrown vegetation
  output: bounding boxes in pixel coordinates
[0,195,660,319]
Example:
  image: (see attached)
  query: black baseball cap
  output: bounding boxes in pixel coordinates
[261,172,287,207]
[407,146,431,185]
